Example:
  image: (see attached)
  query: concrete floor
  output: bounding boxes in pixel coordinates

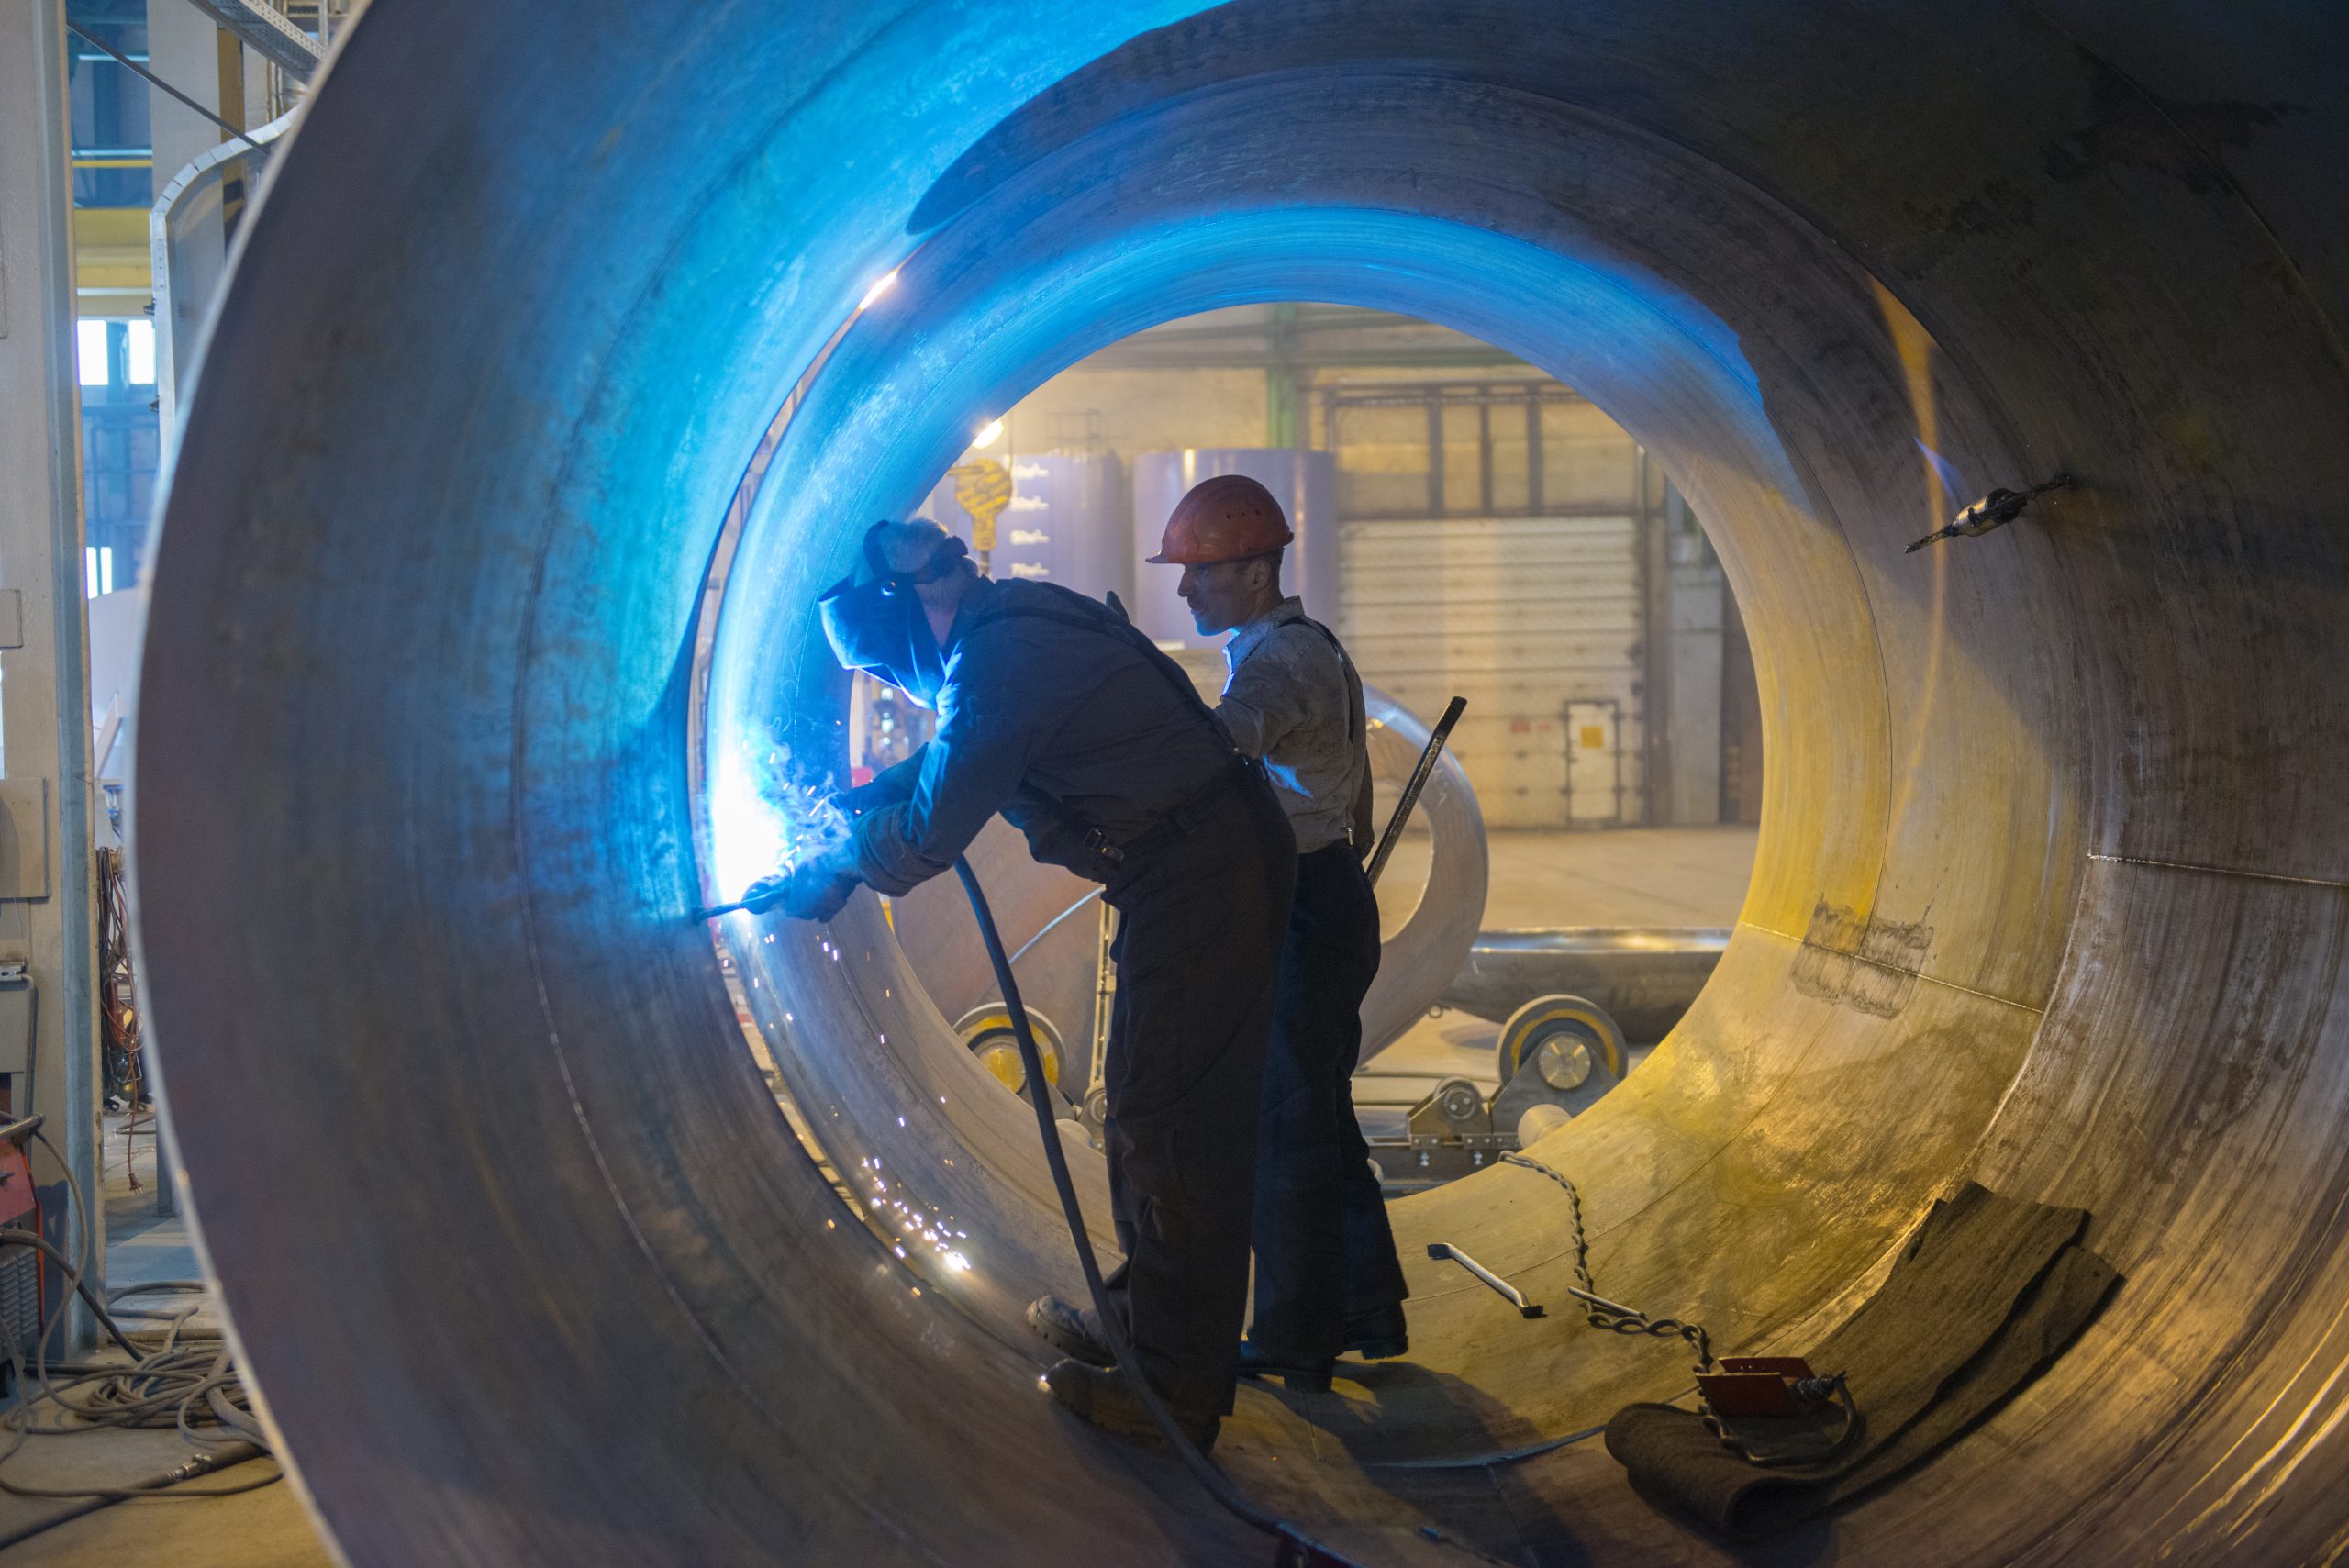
[0,1121,334,1568]
[1377,824,1757,934]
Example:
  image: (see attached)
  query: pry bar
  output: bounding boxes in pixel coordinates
[1427,1241,1544,1318]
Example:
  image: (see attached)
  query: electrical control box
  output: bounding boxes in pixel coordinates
[0,1131,39,1371]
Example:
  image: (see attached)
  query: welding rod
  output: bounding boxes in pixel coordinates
[1364,695,1466,891]
[694,896,762,920]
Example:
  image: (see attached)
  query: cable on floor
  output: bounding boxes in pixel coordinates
[0,1129,280,1549]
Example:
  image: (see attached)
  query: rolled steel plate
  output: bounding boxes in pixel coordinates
[1441,928,1729,1042]
[132,2,2349,1563]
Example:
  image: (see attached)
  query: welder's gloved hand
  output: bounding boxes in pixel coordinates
[739,873,792,915]
[838,777,902,820]
[768,849,861,923]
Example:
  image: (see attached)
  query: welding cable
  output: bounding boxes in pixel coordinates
[951,857,1362,1565]
[0,1443,268,1551]
[20,1126,95,1323]
[0,1231,144,1361]
[0,1146,280,1533]
[0,1232,279,1508]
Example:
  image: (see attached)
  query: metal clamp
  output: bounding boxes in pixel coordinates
[1426,1242,1544,1318]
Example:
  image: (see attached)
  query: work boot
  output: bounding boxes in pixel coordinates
[1237,1340,1334,1393]
[1027,1295,1112,1367]
[1044,1359,1219,1452]
[1343,1302,1409,1361]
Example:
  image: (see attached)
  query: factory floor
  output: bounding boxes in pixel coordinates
[4,826,1754,1566]
[1378,823,1758,932]
[1364,825,1757,1118]
[0,1118,333,1568]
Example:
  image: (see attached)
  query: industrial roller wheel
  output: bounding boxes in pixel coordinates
[953,1004,1068,1106]
[1495,992,1627,1090]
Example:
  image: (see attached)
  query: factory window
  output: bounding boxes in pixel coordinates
[77,320,112,387]
[126,318,156,384]
[65,6,153,210]
[76,319,155,389]
[76,321,161,594]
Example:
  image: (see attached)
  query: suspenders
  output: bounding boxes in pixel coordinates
[957,584,1252,878]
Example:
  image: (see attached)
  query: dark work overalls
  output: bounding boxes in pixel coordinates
[1094,773,1295,1416]
[857,581,1297,1418]
[993,594,1297,1418]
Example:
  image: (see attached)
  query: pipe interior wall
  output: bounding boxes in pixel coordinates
[130,2,2349,1563]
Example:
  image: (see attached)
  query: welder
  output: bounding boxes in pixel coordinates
[750,517,1295,1451]
[1151,474,1409,1389]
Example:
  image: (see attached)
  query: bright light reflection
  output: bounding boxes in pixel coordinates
[858,270,900,310]
[969,417,1005,449]
[706,736,849,902]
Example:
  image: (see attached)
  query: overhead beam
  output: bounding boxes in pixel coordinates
[175,0,322,79]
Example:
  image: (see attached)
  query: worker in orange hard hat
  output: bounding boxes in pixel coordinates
[1148,473,1410,1390]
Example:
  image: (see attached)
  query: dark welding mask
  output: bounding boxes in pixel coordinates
[816,520,970,709]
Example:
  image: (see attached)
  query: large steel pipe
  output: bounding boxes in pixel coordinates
[135,3,2349,1563]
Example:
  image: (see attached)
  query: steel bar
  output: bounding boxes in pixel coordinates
[1364,695,1466,890]
[1427,1243,1544,1319]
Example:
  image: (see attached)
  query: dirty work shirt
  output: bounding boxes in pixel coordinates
[1216,598,1372,855]
[851,578,1236,895]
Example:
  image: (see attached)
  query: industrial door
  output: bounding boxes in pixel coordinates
[1339,513,1644,828]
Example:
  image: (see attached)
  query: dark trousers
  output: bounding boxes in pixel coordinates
[1247,841,1407,1362]
[1097,773,1295,1416]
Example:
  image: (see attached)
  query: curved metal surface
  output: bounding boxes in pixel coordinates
[131,2,2349,1564]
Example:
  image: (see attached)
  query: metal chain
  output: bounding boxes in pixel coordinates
[1498,1151,1716,1375]
[1499,1151,1867,1467]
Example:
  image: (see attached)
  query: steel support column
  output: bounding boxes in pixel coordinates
[0,0,105,1335]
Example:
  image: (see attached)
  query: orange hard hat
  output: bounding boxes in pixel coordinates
[1148,474,1294,564]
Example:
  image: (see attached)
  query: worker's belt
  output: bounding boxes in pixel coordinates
[969,584,1267,884]
[1087,754,1260,871]
[1019,752,1259,885]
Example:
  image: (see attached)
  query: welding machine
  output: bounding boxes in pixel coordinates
[0,1116,44,1370]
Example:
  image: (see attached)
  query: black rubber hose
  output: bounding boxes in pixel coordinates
[0,1230,145,1361]
[0,1441,267,1549]
[949,857,1354,1565]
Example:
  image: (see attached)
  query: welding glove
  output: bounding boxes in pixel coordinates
[743,849,861,923]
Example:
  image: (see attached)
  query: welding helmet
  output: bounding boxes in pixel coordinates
[817,519,969,709]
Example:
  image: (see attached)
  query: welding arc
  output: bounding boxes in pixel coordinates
[948,856,1359,1566]
[1364,695,1466,890]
